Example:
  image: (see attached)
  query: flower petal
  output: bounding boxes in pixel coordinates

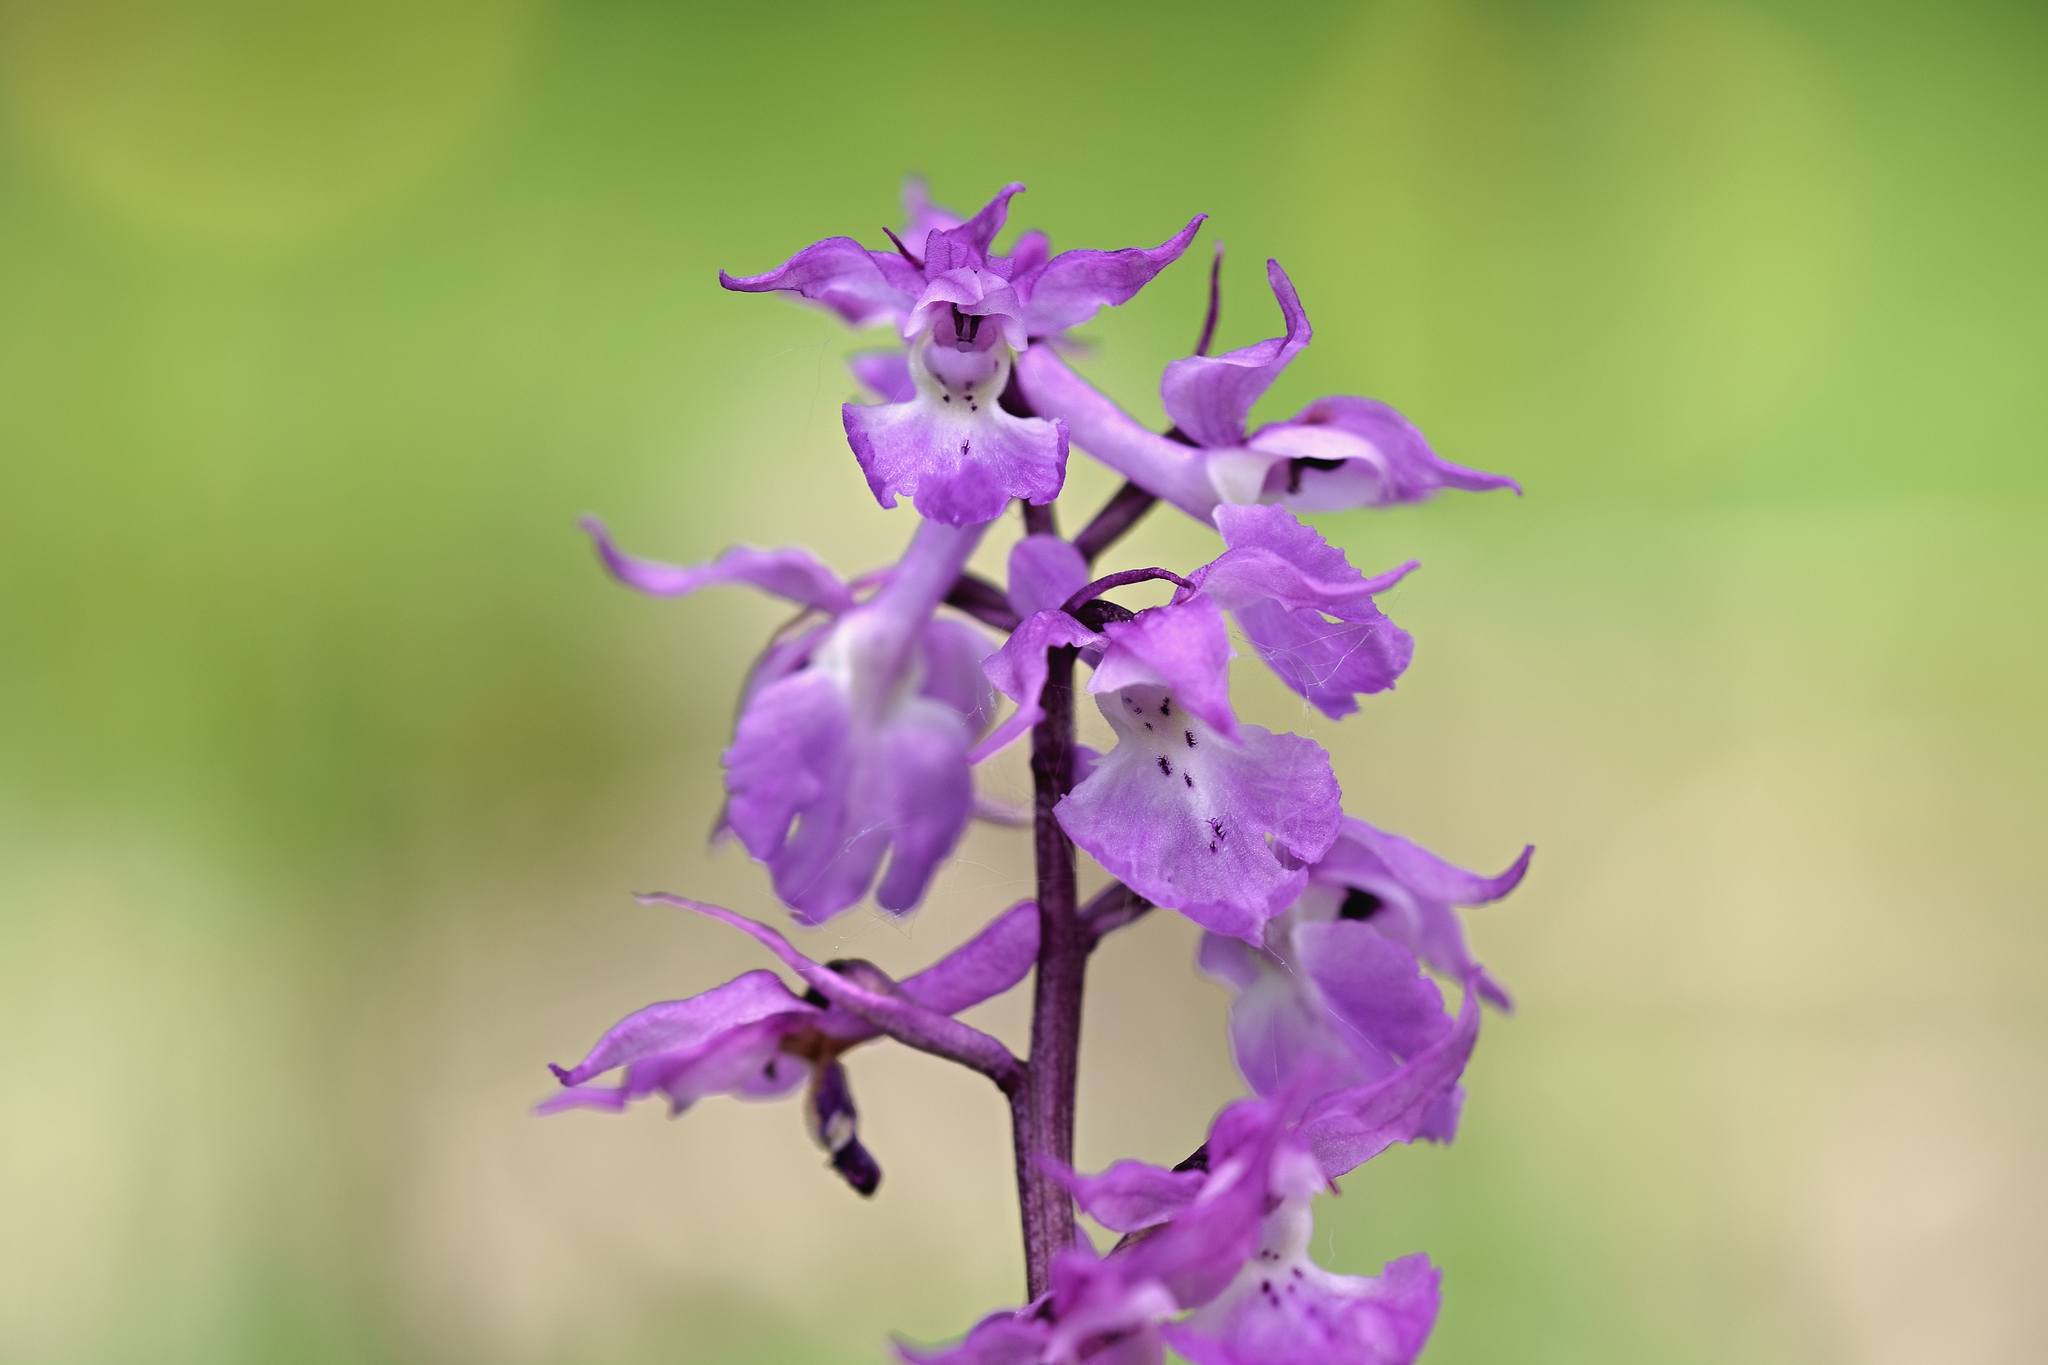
[1058,1158,1206,1234]
[1006,534,1090,618]
[643,893,1021,1085]
[1111,1097,1295,1308]
[1317,821,1533,1009]
[1206,504,1418,602]
[918,615,998,736]
[1219,959,1364,1098]
[1088,598,1238,740]
[1324,819,1534,906]
[921,182,1024,270]
[894,1312,1050,1365]
[843,398,1068,526]
[1165,1251,1441,1365]
[850,349,916,403]
[1161,259,1312,449]
[1057,718,1340,942]
[903,267,1029,350]
[721,670,863,914]
[719,235,917,328]
[972,608,1102,762]
[1193,506,1417,718]
[580,517,853,613]
[1295,984,1480,1178]
[1245,396,1520,510]
[871,698,976,912]
[544,968,806,1087]
[1233,598,1413,719]
[1289,923,1449,1062]
[1015,214,1207,336]
[722,672,970,919]
[1003,228,1050,280]
[535,1014,806,1117]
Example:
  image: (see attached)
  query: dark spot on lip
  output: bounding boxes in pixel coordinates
[1160,697,1172,716]
[1184,730,1196,748]
[1157,756,1172,777]
[1338,889,1386,921]
[1286,454,1349,495]
[1183,772,1192,788]
[1143,721,1152,730]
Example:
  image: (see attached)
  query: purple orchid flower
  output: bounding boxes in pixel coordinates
[1198,820,1530,1141]
[988,505,1416,729]
[1186,502,1418,718]
[1310,817,1534,1010]
[1014,259,1520,518]
[978,591,1342,943]
[902,1046,1470,1365]
[1199,923,1470,1144]
[541,898,1037,1195]
[722,182,1205,524]
[1060,597,1342,942]
[582,516,994,920]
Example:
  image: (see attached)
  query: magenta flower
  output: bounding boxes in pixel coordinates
[979,591,1342,943]
[977,513,1418,937]
[1198,820,1530,1139]
[583,516,994,920]
[1015,259,1519,518]
[722,182,1204,524]
[902,1057,1469,1365]
[1200,925,1472,1145]
[541,898,1037,1196]
[1311,817,1534,1010]
[1060,597,1341,942]
[1188,502,1418,718]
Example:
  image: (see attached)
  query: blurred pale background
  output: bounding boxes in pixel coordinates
[3,1,2044,1361]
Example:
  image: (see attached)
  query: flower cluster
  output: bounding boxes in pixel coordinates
[540,180,1532,1362]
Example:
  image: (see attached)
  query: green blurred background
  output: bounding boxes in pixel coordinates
[3,1,2044,1361]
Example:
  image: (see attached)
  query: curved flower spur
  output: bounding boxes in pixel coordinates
[540,180,1534,1364]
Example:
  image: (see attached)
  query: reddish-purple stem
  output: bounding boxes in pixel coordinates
[1073,480,1158,564]
[1012,643,1081,1296]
